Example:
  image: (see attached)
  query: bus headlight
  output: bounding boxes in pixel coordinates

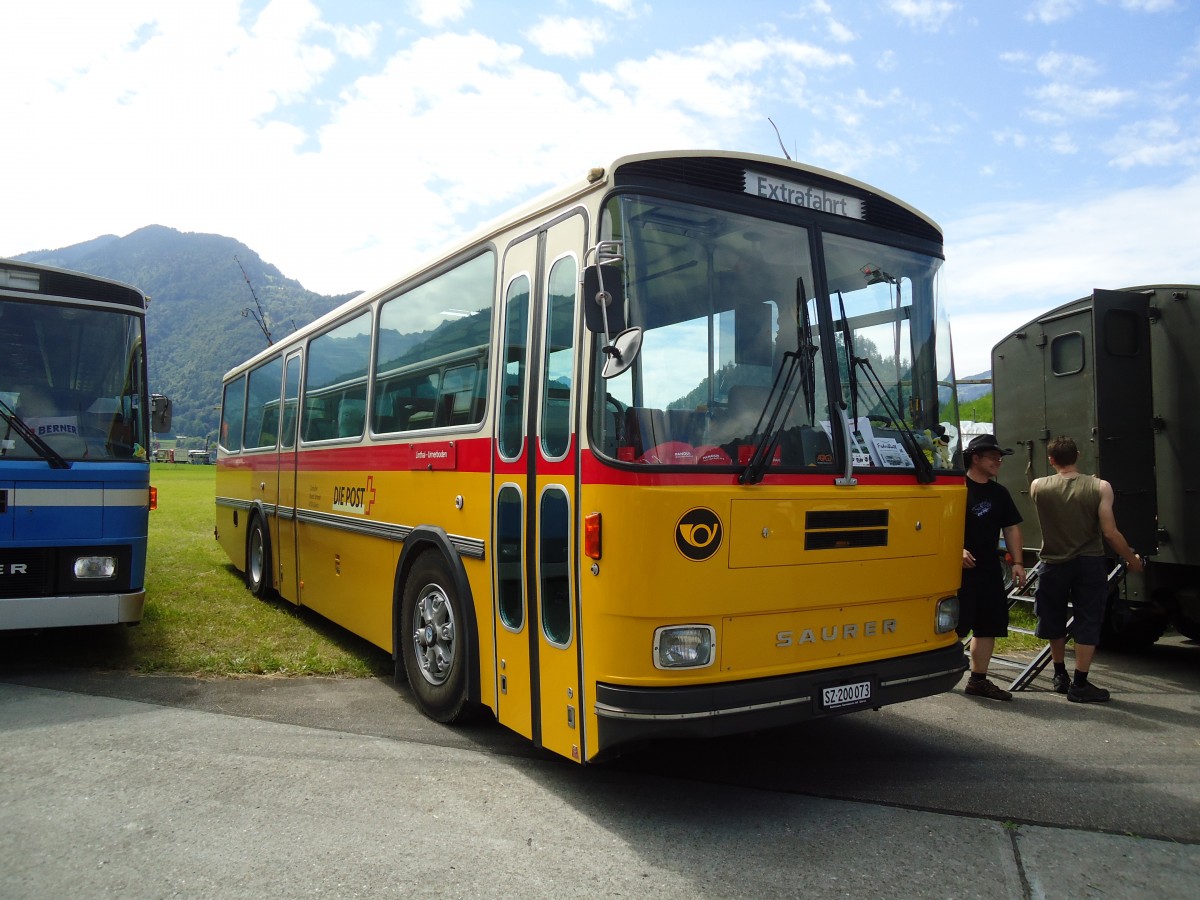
[936,596,959,634]
[74,556,117,580]
[653,625,715,669]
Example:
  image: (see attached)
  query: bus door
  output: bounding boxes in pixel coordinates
[1091,289,1157,553]
[492,213,586,761]
[275,350,303,603]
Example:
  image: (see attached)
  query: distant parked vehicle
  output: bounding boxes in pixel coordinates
[992,285,1200,646]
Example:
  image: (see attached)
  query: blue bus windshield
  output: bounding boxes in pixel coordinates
[0,299,149,462]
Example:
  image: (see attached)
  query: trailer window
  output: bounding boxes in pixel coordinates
[1050,332,1084,376]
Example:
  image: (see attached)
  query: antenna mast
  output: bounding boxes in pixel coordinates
[236,255,273,345]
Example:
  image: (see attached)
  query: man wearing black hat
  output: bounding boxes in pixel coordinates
[959,434,1026,701]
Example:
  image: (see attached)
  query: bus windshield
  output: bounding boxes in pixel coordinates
[0,299,149,462]
[592,193,949,470]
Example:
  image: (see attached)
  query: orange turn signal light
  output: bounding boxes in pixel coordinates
[584,511,601,560]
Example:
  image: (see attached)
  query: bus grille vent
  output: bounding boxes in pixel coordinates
[804,509,889,551]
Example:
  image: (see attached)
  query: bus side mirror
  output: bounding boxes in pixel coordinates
[151,394,173,434]
[582,264,626,335]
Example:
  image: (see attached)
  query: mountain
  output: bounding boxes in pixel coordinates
[15,226,358,445]
[957,371,992,403]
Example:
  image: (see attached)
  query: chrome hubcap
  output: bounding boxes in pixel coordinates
[411,585,455,686]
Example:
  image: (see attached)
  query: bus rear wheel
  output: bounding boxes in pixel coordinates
[400,553,469,723]
[246,515,272,599]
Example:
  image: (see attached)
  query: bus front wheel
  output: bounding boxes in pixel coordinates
[246,515,272,598]
[400,553,469,723]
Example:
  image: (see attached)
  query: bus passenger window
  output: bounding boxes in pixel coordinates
[541,256,576,459]
[220,375,246,452]
[540,488,572,646]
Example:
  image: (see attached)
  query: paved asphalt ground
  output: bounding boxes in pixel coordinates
[1,636,1197,898]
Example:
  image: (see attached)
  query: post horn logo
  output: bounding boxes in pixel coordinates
[675,507,723,561]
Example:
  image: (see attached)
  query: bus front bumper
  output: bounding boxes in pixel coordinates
[0,591,145,630]
[592,642,967,755]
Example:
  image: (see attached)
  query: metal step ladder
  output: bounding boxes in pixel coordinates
[989,558,1126,691]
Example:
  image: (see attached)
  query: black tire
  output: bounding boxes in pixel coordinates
[400,552,470,723]
[1174,616,1200,642]
[1099,586,1167,651]
[245,514,272,598]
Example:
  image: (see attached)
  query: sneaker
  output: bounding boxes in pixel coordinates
[1052,672,1070,694]
[964,677,1013,701]
[1067,682,1111,704]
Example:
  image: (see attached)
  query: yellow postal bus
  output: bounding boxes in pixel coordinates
[216,150,967,763]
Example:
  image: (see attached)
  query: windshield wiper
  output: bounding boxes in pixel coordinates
[835,291,933,484]
[739,278,817,486]
[849,357,935,484]
[0,397,70,469]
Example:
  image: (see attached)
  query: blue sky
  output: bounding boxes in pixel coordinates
[2,0,1198,375]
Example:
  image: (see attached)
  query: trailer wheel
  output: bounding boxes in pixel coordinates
[1099,584,1166,651]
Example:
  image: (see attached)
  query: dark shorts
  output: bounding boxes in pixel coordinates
[956,569,1009,639]
[1034,556,1108,646]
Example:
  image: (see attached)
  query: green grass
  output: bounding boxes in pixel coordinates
[1,464,390,677]
[997,605,1046,654]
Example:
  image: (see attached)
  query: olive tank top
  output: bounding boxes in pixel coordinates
[1032,473,1105,563]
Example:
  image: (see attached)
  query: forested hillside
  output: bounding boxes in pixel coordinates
[16,226,358,445]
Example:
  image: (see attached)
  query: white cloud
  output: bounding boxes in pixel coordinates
[1120,0,1177,11]
[1047,132,1078,154]
[1107,117,1200,168]
[1024,0,1085,24]
[944,173,1200,374]
[1029,82,1133,123]
[407,0,471,28]
[525,16,608,59]
[886,0,959,31]
[592,0,639,13]
[1035,51,1100,80]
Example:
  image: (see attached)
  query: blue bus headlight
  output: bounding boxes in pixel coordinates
[74,556,117,580]
[936,596,959,634]
[653,625,715,669]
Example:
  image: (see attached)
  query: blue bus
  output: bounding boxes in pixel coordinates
[0,259,171,629]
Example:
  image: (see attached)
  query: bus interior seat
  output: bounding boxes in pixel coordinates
[304,415,335,442]
[337,398,365,438]
[724,384,771,434]
[625,407,667,456]
[735,302,774,367]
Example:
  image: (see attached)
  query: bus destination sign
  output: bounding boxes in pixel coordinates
[744,170,864,220]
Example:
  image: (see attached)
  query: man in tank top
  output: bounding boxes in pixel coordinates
[1031,436,1143,703]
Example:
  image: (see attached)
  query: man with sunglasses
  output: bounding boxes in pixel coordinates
[959,434,1026,701]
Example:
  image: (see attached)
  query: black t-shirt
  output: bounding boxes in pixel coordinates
[964,477,1022,575]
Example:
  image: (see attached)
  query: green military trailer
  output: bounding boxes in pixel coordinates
[992,285,1200,647]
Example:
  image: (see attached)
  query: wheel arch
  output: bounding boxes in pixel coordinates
[392,526,482,706]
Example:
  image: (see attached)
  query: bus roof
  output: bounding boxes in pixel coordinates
[0,258,148,311]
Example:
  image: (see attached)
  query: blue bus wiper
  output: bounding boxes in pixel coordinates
[0,397,70,469]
